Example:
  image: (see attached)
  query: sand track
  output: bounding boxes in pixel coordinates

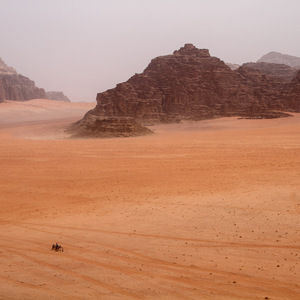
[0,99,300,299]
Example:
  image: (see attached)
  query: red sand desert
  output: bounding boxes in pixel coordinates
[0,99,300,299]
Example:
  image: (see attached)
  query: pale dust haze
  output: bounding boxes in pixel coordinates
[1,0,300,101]
[0,100,299,299]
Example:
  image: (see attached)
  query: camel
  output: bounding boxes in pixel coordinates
[51,243,64,252]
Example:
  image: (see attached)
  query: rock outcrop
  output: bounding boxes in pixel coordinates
[0,57,46,102]
[257,51,300,68]
[241,62,298,82]
[46,91,70,102]
[67,116,153,138]
[84,44,300,126]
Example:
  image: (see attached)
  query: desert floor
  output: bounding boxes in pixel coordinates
[0,100,300,300]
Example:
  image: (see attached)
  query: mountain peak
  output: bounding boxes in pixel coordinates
[0,57,17,74]
[173,44,210,57]
[257,52,300,68]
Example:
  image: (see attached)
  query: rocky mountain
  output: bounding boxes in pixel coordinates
[257,52,300,68]
[82,44,299,124]
[46,91,70,102]
[241,62,298,82]
[0,57,16,74]
[0,57,46,102]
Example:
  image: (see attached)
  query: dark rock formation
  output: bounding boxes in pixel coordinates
[67,116,153,138]
[241,62,298,82]
[46,91,70,102]
[84,44,300,126]
[0,73,46,102]
[257,51,300,68]
[0,57,46,102]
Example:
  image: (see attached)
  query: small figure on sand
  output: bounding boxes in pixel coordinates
[51,242,64,252]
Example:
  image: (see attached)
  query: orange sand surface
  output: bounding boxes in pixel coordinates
[0,99,300,299]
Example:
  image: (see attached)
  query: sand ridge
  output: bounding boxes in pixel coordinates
[0,100,300,299]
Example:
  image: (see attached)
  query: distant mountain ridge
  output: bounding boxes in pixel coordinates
[241,62,298,82]
[46,91,70,102]
[0,57,46,102]
[257,51,300,68]
[0,57,70,103]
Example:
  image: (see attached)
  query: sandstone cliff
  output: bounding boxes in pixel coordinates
[84,44,300,125]
[0,57,46,102]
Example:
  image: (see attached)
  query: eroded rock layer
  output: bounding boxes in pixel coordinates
[67,116,153,138]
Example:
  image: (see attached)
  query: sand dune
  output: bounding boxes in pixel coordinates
[0,100,299,299]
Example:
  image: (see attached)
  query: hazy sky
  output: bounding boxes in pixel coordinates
[1,0,300,102]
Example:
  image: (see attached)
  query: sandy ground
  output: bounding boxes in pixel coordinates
[0,99,300,299]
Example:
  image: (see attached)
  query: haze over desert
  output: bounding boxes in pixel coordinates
[0,99,299,299]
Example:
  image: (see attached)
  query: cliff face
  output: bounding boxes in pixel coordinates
[0,73,46,102]
[286,70,300,111]
[86,44,300,124]
[0,57,46,102]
